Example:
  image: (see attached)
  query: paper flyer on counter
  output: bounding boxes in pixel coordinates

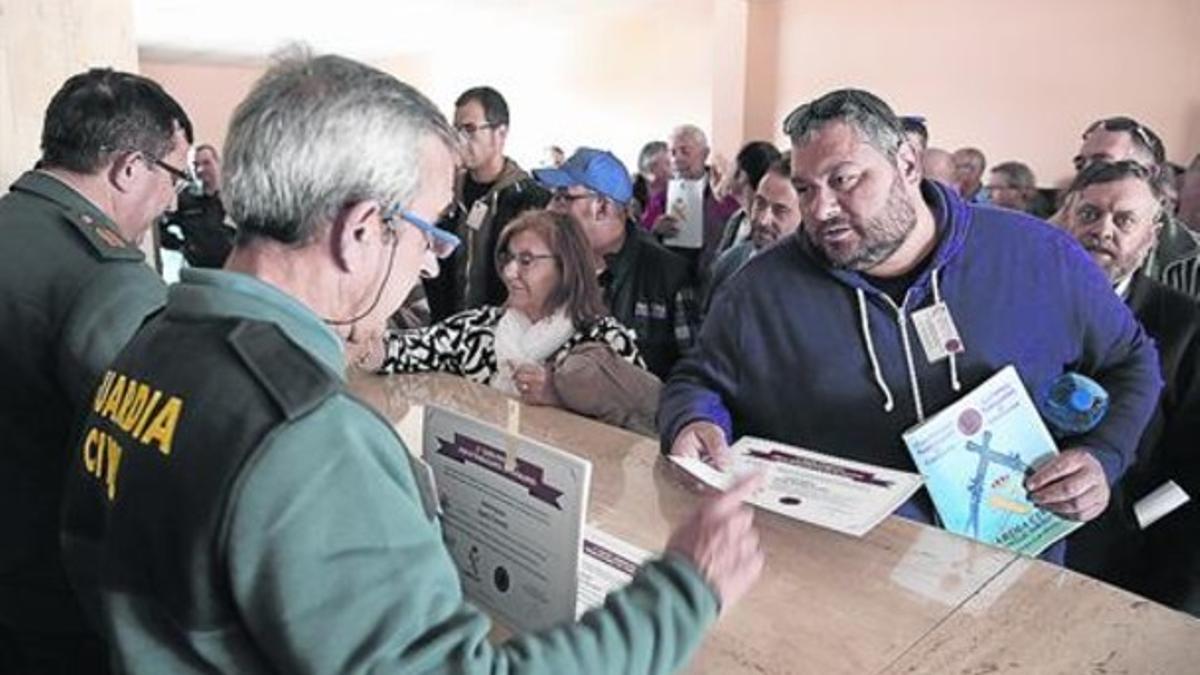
[671,437,923,537]
[901,365,1081,556]
[576,526,652,618]
[423,406,591,632]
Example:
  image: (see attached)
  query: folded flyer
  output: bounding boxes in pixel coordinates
[901,365,1081,556]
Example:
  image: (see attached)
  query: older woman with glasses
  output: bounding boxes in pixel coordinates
[377,209,649,411]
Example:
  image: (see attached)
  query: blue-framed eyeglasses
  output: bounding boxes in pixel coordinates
[382,205,460,259]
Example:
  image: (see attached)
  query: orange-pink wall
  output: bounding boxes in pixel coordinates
[139,59,266,154]
[744,0,1200,186]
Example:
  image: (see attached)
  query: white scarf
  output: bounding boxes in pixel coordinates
[491,308,576,395]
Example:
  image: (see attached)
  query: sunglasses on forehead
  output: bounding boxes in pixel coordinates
[1082,117,1165,164]
[782,90,901,137]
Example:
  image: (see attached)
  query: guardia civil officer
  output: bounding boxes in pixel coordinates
[60,50,765,674]
[0,68,191,672]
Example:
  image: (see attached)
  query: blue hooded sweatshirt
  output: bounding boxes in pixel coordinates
[659,180,1163,551]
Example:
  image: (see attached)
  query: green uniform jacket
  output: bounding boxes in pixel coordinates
[0,171,165,632]
[62,268,718,674]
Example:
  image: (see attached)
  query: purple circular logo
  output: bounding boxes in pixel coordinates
[958,408,983,436]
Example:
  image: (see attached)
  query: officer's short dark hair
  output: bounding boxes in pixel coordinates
[454,86,509,127]
[39,68,193,175]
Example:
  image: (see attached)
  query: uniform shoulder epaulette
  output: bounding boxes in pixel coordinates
[227,321,340,421]
[61,209,145,262]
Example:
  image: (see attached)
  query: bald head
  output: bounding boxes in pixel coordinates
[922,147,956,188]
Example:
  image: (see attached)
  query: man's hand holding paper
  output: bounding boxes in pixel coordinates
[1026,448,1110,522]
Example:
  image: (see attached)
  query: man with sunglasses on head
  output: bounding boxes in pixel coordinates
[423,85,549,323]
[0,67,191,673]
[661,88,1162,565]
[59,52,765,674]
[1071,116,1200,298]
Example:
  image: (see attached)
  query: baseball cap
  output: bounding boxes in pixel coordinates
[534,147,633,205]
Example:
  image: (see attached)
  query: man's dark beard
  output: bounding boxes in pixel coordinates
[820,176,917,271]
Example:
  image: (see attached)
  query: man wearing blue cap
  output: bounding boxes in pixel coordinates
[537,148,698,378]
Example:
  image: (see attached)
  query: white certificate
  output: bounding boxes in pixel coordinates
[575,526,652,618]
[423,406,591,632]
[671,436,923,537]
[663,177,705,249]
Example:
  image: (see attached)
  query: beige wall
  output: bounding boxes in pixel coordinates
[134,0,1197,188]
[746,0,1200,186]
[140,0,715,174]
[138,59,266,156]
[0,0,138,187]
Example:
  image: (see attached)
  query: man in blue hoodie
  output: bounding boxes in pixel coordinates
[660,89,1162,556]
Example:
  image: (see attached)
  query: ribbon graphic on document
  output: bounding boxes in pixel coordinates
[436,434,565,509]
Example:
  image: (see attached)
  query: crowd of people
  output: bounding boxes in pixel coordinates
[1,46,1198,673]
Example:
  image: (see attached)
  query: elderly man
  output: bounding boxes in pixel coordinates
[952,147,989,203]
[1059,161,1200,616]
[0,68,190,672]
[538,147,697,378]
[1071,116,1200,297]
[60,53,764,674]
[423,86,549,321]
[704,156,803,312]
[642,124,739,280]
[660,88,1162,562]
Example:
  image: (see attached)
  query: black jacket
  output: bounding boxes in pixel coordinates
[600,222,698,378]
[1067,274,1200,614]
[424,159,549,322]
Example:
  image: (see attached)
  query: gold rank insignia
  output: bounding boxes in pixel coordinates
[93,224,129,249]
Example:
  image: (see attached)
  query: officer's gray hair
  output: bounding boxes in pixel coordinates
[782,88,905,162]
[670,124,709,150]
[223,48,456,245]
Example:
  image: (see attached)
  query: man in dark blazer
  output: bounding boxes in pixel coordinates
[1062,160,1200,617]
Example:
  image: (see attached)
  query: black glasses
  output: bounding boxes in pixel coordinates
[146,155,191,193]
[496,250,557,270]
[454,122,498,137]
[550,189,599,205]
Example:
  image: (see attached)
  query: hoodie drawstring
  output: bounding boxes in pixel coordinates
[856,287,895,413]
[856,266,963,423]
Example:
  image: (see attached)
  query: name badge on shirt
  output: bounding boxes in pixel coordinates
[410,454,443,521]
[911,302,965,363]
[465,201,489,230]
